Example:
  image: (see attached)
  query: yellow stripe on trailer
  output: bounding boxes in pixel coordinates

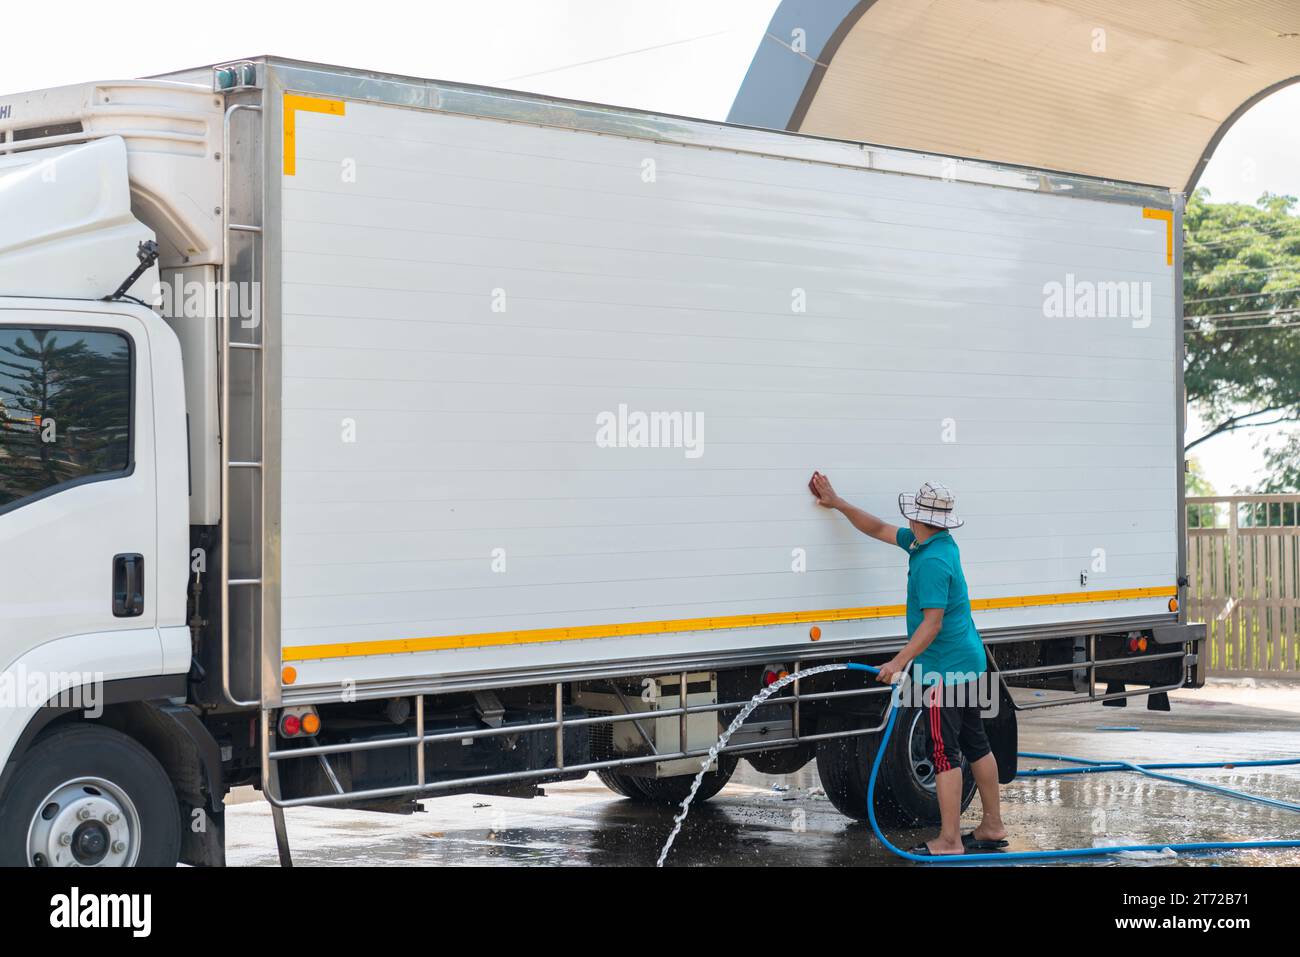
[281,585,1177,663]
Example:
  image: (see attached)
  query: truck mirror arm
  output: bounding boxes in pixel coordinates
[103,239,160,305]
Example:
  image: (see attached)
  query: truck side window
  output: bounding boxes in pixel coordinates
[0,326,132,511]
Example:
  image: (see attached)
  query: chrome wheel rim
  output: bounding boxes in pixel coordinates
[27,777,141,867]
[906,711,937,793]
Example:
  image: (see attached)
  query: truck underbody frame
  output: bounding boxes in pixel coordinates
[258,618,1199,811]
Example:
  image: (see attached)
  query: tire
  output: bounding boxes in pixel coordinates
[600,756,738,806]
[744,744,815,776]
[816,707,976,827]
[596,769,640,797]
[0,724,182,867]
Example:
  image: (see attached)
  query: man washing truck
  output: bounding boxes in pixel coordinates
[0,57,1201,867]
[810,473,1008,856]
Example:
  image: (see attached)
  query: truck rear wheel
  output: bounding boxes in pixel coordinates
[744,744,815,776]
[817,708,976,827]
[598,756,737,806]
[0,724,181,867]
[595,769,640,797]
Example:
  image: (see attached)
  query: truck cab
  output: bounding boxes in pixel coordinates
[0,86,219,866]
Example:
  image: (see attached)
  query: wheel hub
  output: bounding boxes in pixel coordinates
[27,778,140,867]
[906,711,938,793]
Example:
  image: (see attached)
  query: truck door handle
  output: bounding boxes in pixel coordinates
[113,554,145,618]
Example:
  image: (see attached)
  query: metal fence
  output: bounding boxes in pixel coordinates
[1186,495,1300,677]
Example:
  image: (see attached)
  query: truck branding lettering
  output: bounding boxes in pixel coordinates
[595,403,704,459]
[0,104,10,120]
[49,887,151,937]
[1042,273,1153,329]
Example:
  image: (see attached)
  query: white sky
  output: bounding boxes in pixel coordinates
[0,0,776,115]
[1,0,1292,493]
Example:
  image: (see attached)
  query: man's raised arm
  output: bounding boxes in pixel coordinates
[809,471,901,546]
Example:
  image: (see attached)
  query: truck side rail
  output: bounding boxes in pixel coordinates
[258,643,1194,810]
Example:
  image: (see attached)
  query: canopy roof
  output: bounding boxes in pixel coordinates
[729,0,1300,191]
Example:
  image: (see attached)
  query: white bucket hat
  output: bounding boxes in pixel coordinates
[898,481,964,529]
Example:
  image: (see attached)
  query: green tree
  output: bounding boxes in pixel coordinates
[1256,433,1300,493]
[1184,455,1217,528]
[1184,455,1216,496]
[1183,191,1300,458]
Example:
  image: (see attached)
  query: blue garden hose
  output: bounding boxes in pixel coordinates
[842,663,1300,864]
[1019,751,1300,777]
[1017,752,1300,812]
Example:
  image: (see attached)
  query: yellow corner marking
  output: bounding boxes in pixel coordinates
[1142,207,1174,266]
[283,93,346,177]
[282,585,1178,663]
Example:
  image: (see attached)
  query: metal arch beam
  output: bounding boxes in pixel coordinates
[1184,74,1300,194]
[786,0,877,133]
[726,0,867,131]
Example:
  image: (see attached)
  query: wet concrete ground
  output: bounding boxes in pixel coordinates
[225,683,1300,866]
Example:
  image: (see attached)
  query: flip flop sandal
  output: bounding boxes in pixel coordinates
[961,832,1010,850]
[908,843,965,857]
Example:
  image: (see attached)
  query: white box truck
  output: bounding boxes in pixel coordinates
[0,57,1204,866]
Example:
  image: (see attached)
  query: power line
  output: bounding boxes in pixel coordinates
[1185,322,1300,333]
[494,29,732,84]
[1183,307,1300,322]
[1185,286,1300,305]
[1185,314,1300,326]
[1187,264,1299,281]
[1186,222,1300,249]
[1185,310,1300,329]
[1188,219,1299,241]
[1186,313,1300,323]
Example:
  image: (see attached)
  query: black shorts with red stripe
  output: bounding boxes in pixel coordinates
[922,679,992,773]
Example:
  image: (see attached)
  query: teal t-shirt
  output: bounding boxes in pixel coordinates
[895,527,987,685]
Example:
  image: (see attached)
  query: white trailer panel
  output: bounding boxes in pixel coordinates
[270,75,1178,693]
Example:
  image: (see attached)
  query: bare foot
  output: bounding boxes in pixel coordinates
[926,838,966,856]
[972,822,1007,842]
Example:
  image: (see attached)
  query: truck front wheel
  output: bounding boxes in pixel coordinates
[816,708,976,827]
[0,724,181,867]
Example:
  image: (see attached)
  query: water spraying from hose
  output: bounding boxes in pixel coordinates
[654,663,849,867]
[656,662,1300,866]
